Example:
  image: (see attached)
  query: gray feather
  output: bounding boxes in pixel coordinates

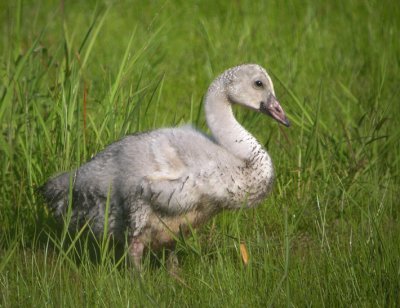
[40,64,288,251]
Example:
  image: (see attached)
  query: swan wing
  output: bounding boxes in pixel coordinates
[146,137,187,181]
[140,132,217,215]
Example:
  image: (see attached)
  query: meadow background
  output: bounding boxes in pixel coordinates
[1,0,399,306]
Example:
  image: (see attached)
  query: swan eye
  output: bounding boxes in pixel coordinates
[254,80,263,88]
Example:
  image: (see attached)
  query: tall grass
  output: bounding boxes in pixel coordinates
[1,0,399,306]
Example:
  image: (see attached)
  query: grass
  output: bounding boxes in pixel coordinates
[1,0,399,306]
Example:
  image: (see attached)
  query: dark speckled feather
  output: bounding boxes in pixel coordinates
[40,64,289,266]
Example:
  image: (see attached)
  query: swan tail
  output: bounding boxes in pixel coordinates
[38,172,72,218]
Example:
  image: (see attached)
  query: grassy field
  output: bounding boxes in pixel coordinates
[1,0,399,306]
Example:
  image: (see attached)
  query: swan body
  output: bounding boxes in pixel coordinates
[40,64,289,265]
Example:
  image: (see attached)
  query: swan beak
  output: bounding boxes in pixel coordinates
[260,95,290,127]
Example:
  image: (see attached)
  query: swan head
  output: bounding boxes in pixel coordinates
[223,64,290,127]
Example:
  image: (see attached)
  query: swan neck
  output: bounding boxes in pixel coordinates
[205,82,265,161]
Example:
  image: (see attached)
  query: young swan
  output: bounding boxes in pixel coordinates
[40,64,290,268]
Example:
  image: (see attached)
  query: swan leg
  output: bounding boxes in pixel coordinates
[129,237,144,270]
[166,250,180,275]
[166,250,192,288]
